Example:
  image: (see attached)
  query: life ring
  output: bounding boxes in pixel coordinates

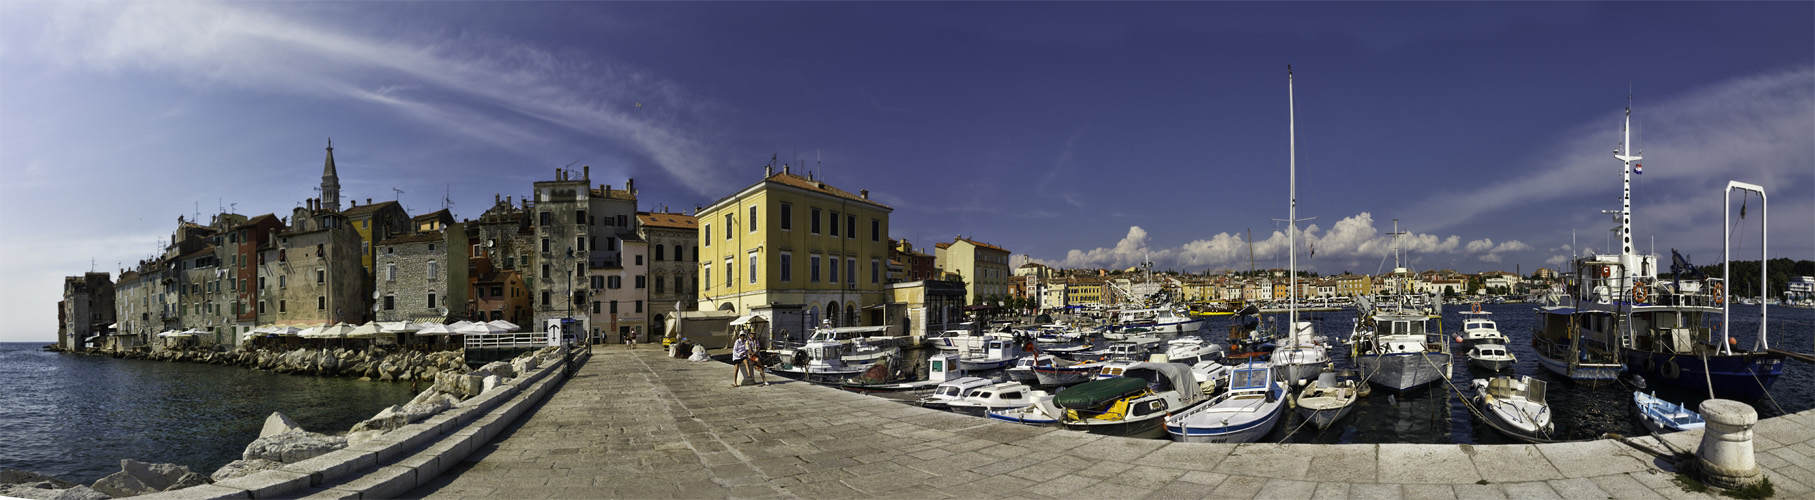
[1601,267,1612,278]
[1711,282,1725,305]
[1660,358,1681,380]
[1631,284,1650,304]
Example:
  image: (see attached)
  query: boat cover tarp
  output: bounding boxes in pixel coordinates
[1054,377,1148,409]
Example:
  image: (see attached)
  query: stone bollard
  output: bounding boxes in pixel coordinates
[1696,399,1762,489]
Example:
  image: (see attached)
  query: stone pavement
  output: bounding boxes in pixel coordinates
[405,346,1815,499]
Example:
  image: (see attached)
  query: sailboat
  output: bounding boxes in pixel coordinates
[1267,65,1332,388]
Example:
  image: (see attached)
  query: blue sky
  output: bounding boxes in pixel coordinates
[2,2,1810,342]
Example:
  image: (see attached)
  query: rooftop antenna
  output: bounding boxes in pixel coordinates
[392,187,404,201]
[442,183,454,211]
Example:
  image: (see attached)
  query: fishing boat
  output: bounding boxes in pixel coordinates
[1033,359,1103,386]
[1226,305,1278,362]
[1351,291,1451,391]
[1466,343,1517,372]
[1164,359,1286,443]
[1471,375,1554,442]
[1633,391,1705,434]
[1038,362,1207,438]
[1294,370,1359,430]
[1458,308,1507,346]
[769,336,896,378]
[1091,359,1143,381]
[1539,105,1786,396]
[986,394,1061,425]
[837,353,965,393]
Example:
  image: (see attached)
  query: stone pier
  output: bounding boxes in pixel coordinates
[405,347,1815,499]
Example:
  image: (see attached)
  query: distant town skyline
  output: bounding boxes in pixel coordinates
[2,2,1811,342]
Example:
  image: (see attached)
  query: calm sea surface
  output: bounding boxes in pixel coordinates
[0,343,416,484]
[893,303,1815,444]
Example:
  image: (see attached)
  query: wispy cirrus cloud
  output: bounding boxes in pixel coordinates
[26,2,734,196]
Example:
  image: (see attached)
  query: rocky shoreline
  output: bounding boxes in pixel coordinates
[77,347,468,382]
[2,347,564,500]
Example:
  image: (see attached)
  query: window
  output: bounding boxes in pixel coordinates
[258,277,266,289]
[606,237,615,252]
[636,275,646,289]
[780,252,792,282]
[428,243,435,252]
[542,291,551,306]
[279,300,286,313]
[576,210,586,225]
[811,208,821,234]
[654,276,664,293]
[617,215,626,226]
[386,264,397,281]
[748,251,758,284]
[317,296,326,310]
[384,295,395,310]
[847,215,856,239]
[258,301,266,314]
[541,238,550,253]
[428,293,437,309]
[691,246,698,261]
[493,286,502,297]
[472,244,481,257]
[848,259,857,285]
[872,259,881,284]
[592,301,601,314]
[543,264,550,278]
[724,214,733,239]
[577,237,586,252]
[780,203,792,230]
[635,300,643,313]
[279,275,286,288]
[316,269,325,284]
[635,254,643,266]
[811,255,821,282]
[748,206,757,232]
[725,257,734,287]
[427,260,438,277]
[829,257,839,283]
[704,224,711,245]
[871,219,881,242]
[608,276,621,289]
[829,211,839,236]
[704,264,711,290]
[610,300,619,314]
[655,244,664,261]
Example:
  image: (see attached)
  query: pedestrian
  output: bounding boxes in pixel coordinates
[731,332,752,387]
[742,334,770,386]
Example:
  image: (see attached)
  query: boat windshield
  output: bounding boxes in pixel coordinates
[1231,368,1270,391]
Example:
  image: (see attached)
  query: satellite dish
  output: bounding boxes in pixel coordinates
[486,239,495,248]
[373,290,382,299]
[373,304,381,313]
[439,306,449,316]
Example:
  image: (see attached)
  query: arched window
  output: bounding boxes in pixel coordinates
[655,244,665,261]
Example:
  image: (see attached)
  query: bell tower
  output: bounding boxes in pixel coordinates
[321,139,341,212]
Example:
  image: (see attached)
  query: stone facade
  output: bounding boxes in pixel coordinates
[60,272,115,350]
[588,238,647,344]
[637,211,697,344]
[934,236,1011,306]
[258,204,365,326]
[530,168,590,334]
[375,224,469,323]
[466,196,535,325]
[231,214,286,330]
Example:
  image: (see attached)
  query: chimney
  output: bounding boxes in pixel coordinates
[350,199,357,207]
[766,164,773,177]
[860,189,869,200]
[783,164,791,174]
[495,194,500,204]
[554,168,562,181]
[583,165,590,180]
[808,171,814,181]
[367,198,373,205]
[627,178,635,194]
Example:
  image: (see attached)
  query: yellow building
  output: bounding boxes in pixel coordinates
[1335,274,1371,297]
[934,237,1012,306]
[341,200,411,274]
[695,166,892,328]
[1068,278,1104,306]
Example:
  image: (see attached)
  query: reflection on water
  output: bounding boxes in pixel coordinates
[0,343,417,484]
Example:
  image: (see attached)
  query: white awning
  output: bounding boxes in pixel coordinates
[728,314,765,326]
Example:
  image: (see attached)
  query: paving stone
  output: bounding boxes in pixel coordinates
[1499,481,1564,500]
[1349,483,1402,500]
[1377,444,1480,484]
[1134,443,1235,469]
[1215,444,1313,480]
[1254,478,1317,500]
[1589,472,1667,500]
[1310,482,1347,500]
[1452,483,1507,500]
[1144,479,1216,500]
[1538,441,1651,479]
[1308,444,1377,483]
[1466,444,1562,483]
[1546,477,1611,500]
[1403,484,1457,500]
[1210,475,1268,498]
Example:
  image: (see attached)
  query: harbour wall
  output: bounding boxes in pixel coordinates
[75,347,468,381]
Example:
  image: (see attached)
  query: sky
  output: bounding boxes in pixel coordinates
[2,2,1811,342]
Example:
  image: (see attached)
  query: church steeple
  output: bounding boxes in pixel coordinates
[321,138,341,212]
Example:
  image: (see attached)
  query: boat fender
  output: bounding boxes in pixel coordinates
[1660,358,1681,380]
[1643,357,1657,375]
[1266,387,1279,404]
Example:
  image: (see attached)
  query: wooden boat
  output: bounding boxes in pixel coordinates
[1634,391,1705,434]
[1471,375,1554,442]
[1294,371,1359,430]
[1165,360,1285,443]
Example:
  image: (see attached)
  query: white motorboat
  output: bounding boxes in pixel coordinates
[1472,375,1554,442]
[986,393,1061,425]
[1164,360,1286,443]
[1161,337,1226,366]
[1268,321,1329,387]
[1032,358,1103,386]
[1092,360,1143,381]
[770,338,895,377]
[1458,309,1507,346]
[957,339,1026,371]
[1294,371,1359,430]
[1466,343,1517,371]
[836,353,965,393]
[1105,304,1205,338]
[1351,293,1452,391]
[1004,355,1044,383]
[917,376,993,409]
[1634,391,1705,434]
[945,381,1049,416]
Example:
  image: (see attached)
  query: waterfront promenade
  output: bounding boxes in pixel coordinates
[407,346,1815,499]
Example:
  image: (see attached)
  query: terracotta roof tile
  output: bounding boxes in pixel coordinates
[762,172,890,209]
[342,200,401,217]
[636,212,697,229]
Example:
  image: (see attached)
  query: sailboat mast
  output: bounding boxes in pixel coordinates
[1287,65,1299,334]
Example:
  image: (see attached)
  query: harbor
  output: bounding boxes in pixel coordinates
[407,345,1815,499]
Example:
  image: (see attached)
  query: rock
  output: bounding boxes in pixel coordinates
[116,460,190,491]
[241,431,347,463]
[482,375,503,393]
[480,361,515,379]
[163,473,209,491]
[0,470,77,488]
[53,485,111,500]
[259,412,304,438]
[88,471,154,497]
[209,459,281,482]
